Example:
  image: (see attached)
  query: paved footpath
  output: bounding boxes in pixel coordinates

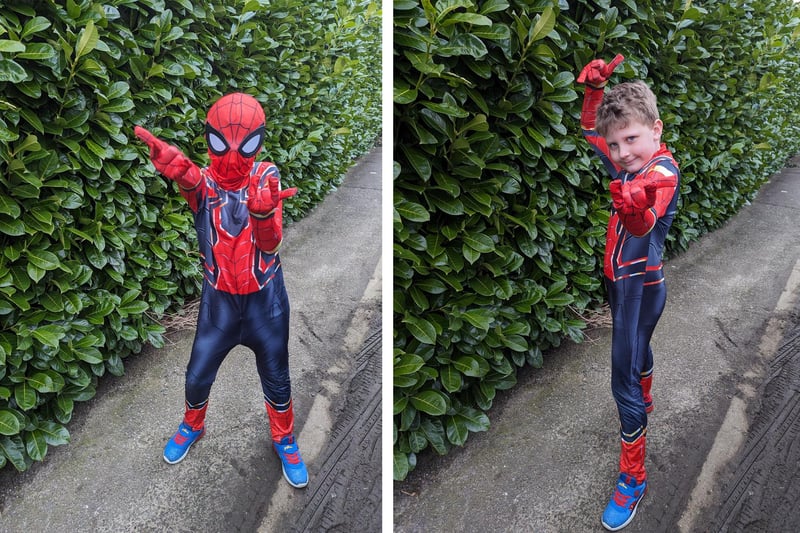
[394,157,800,532]
[705,312,800,532]
[0,145,382,533]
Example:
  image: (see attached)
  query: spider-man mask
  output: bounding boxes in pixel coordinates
[205,93,266,190]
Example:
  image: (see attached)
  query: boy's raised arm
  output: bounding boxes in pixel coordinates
[577,54,624,131]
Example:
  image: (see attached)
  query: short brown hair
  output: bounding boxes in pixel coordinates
[596,81,660,137]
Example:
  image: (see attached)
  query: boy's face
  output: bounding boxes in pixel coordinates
[604,119,663,174]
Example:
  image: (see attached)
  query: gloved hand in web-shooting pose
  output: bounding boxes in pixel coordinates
[247,173,297,217]
[608,168,676,237]
[577,54,625,88]
[577,54,625,130]
[247,171,298,253]
[609,178,655,216]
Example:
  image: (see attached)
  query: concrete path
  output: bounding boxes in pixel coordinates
[394,157,800,532]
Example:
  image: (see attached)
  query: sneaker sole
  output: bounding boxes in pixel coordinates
[163,430,204,465]
[601,486,647,531]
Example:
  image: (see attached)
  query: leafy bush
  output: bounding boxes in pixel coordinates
[393,0,800,480]
[0,0,380,471]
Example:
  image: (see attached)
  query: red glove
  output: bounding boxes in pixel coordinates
[609,179,657,215]
[247,175,297,217]
[134,126,201,190]
[577,54,624,88]
[609,179,658,237]
[579,55,624,130]
[609,180,626,212]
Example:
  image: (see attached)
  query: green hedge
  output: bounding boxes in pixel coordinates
[0,0,380,471]
[393,0,800,480]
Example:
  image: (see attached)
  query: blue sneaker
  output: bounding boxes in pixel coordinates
[602,474,647,531]
[163,421,204,464]
[273,436,308,488]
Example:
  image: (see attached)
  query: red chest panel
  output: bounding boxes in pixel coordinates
[193,169,279,294]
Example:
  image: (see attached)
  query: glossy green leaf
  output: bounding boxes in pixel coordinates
[0,39,25,53]
[403,315,437,345]
[75,20,99,60]
[529,6,556,42]
[32,325,66,348]
[0,59,27,82]
[453,355,490,378]
[38,421,69,446]
[394,354,426,376]
[393,449,410,481]
[410,390,448,416]
[14,383,37,411]
[0,436,26,471]
[439,365,463,393]
[0,410,21,436]
[25,430,47,462]
[21,16,51,39]
[395,199,431,223]
[26,249,60,271]
[446,414,468,445]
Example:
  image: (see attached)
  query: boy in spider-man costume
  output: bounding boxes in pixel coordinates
[578,56,680,530]
[134,92,308,488]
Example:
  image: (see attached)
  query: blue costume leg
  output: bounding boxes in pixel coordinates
[163,284,238,463]
[606,276,667,484]
[607,276,648,444]
[241,280,295,442]
[242,283,292,407]
[242,281,307,487]
[638,281,667,413]
[185,284,239,405]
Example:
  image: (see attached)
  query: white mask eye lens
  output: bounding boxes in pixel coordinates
[239,128,264,157]
[240,136,261,157]
[207,131,228,154]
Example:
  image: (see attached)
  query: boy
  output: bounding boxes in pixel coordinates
[134,92,308,488]
[577,56,680,530]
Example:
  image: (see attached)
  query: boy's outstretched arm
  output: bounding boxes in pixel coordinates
[134,126,202,192]
[247,167,297,254]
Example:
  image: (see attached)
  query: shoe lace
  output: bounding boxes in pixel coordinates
[277,439,302,465]
[173,425,192,445]
[279,446,301,465]
[613,476,642,510]
[612,484,631,507]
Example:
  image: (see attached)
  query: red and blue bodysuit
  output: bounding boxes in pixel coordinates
[581,85,680,482]
[135,93,308,486]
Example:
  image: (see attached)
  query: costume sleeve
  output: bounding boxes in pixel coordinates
[646,164,679,219]
[581,86,620,177]
[251,206,284,254]
[249,163,285,254]
[179,172,206,213]
[134,126,204,212]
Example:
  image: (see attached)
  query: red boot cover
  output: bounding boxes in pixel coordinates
[266,400,295,442]
[183,400,208,431]
[619,435,647,484]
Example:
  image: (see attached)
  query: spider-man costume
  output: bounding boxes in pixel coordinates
[135,93,307,487]
[579,60,680,490]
